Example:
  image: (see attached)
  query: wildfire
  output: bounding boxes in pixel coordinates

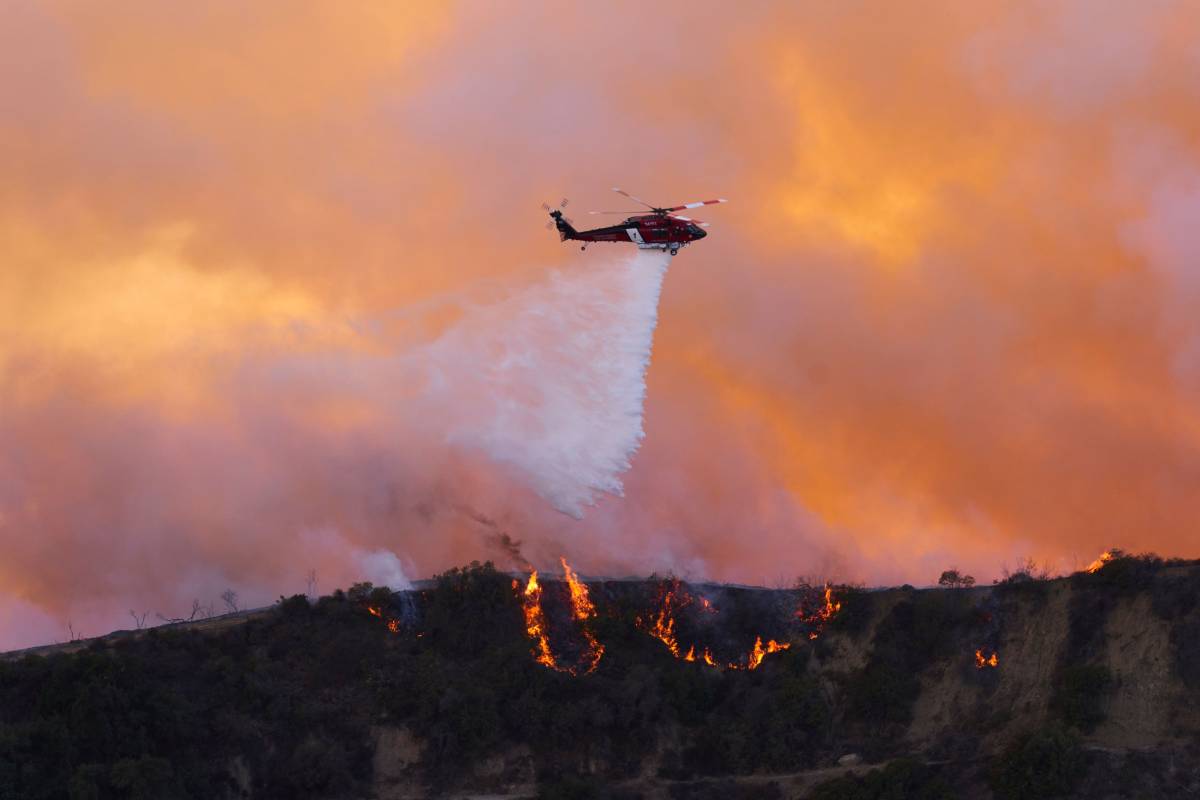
[522,570,558,670]
[1085,550,1119,574]
[520,559,605,675]
[641,581,686,658]
[560,557,604,674]
[638,579,791,671]
[796,584,841,640]
[974,648,999,668]
[751,637,791,669]
[364,605,403,635]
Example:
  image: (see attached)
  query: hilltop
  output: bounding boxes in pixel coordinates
[2,556,1199,799]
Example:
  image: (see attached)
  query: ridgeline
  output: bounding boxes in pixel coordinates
[2,556,1199,799]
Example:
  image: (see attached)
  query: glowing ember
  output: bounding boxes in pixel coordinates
[363,604,402,635]
[974,648,999,668]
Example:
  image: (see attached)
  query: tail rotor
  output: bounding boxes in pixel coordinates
[542,198,573,230]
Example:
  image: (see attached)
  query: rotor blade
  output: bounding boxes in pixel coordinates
[612,187,657,210]
[663,198,728,212]
[669,215,709,226]
[589,210,643,215]
[545,221,554,230]
[560,198,569,208]
[541,201,551,211]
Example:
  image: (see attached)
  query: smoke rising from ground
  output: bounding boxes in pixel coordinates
[0,250,670,647]
[5,1,1200,648]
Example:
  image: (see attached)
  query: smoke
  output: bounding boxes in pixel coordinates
[0,248,673,647]
[271,247,671,516]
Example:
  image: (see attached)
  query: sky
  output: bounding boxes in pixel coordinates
[3,1,1200,648]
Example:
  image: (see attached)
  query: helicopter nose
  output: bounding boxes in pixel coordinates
[695,228,707,239]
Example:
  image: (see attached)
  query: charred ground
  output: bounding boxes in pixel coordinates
[2,556,1200,799]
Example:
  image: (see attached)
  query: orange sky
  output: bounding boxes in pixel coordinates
[4,1,1200,646]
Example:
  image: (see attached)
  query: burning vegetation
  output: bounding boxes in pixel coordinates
[358,567,843,676]
[795,584,842,640]
[518,558,604,675]
[975,648,999,668]
[636,578,801,671]
[1085,549,1121,574]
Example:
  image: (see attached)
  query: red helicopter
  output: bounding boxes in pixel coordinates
[544,188,727,256]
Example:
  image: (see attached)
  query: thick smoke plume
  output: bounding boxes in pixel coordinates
[6,1,1200,648]
[0,250,671,648]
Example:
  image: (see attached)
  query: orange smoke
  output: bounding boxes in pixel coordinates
[5,1,1200,650]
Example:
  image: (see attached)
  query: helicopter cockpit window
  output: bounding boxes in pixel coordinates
[688,224,703,235]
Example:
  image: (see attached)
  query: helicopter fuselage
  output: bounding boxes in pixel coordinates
[551,211,706,254]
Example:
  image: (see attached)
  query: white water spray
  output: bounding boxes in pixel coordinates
[407,249,671,516]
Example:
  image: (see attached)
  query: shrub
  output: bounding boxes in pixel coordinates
[826,586,873,638]
[990,725,1083,800]
[809,758,955,800]
[1050,665,1112,732]
[938,570,976,589]
[1071,553,1162,595]
[844,660,920,726]
[1171,617,1200,689]
[1150,573,1200,621]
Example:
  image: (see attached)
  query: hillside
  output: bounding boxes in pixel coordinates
[2,556,1199,799]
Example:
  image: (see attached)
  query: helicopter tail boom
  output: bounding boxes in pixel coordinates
[550,209,578,241]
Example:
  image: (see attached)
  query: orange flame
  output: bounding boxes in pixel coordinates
[639,579,791,671]
[522,570,558,670]
[974,648,999,668]
[561,557,604,674]
[796,584,841,640]
[1085,550,1116,574]
[520,560,605,675]
[639,580,686,657]
[364,604,402,634]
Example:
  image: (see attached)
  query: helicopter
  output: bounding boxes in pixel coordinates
[544,188,727,256]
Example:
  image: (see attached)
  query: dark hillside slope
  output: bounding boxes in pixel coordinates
[2,557,1199,799]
